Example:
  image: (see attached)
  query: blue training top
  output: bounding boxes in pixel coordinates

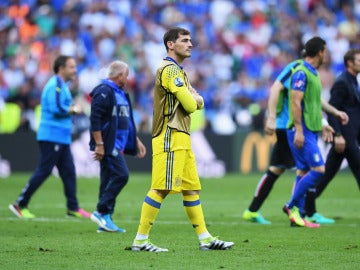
[37,75,73,145]
[275,59,302,129]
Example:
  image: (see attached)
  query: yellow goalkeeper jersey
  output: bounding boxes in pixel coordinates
[152,58,201,155]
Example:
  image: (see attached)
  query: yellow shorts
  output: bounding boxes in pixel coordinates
[151,149,201,193]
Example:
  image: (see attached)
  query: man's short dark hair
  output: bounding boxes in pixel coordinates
[344,48,360,67]
[53,55,72,74]
[303,37,326,58]
[163,27,190,51]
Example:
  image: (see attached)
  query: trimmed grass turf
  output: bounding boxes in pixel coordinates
[0,171,358,270]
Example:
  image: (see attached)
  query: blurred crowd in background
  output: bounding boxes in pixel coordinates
[0,0,360,135]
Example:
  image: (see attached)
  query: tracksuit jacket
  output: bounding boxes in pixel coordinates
[89,79,138,156]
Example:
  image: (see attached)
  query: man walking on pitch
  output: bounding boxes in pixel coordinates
[89,60,146,233]
[131,27,234,252]
[283,37,332,227]
[9,55,90,219]
[303,48,360,222]
[242,59,303,225]
[243,55,348,225]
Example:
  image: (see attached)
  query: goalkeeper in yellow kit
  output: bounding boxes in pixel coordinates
[131,27,234,252]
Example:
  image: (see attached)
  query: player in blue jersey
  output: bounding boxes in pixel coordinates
[9,55,90,219]
[303,48,360,223]
[283,37,347,227]
[243,48,348,225]
[242,59,302,224]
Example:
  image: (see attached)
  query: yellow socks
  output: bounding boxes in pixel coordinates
[137,190,163,236]
[183,194,208,236]
[136,192,211,241]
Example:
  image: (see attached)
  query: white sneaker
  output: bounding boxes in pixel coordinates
[131,239,168,252]
[199,236,234,250]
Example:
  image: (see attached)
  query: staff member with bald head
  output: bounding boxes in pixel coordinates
[89,60,146,233]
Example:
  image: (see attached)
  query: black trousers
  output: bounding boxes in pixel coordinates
[316,137,360,198]
[17,141,79,210]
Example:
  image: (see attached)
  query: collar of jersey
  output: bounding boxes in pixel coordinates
[102,79,125,94]
[302,61,317,75]
[164,56,183,69]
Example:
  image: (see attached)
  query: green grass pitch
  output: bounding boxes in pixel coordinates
[0,171,358,270]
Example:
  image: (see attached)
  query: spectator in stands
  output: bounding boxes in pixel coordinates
[0,0,359,134]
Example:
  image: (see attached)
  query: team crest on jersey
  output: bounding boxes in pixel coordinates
[313,153,320,163]
[112,148,119,157]
[174,77,184,87]
[56,86,61,93]
[175,176,182,187]
[294,80,304,88]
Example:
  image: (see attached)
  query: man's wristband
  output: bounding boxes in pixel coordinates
[321,118,329,127]
[334,132,342,137]
[71,105,79,114]
[96,142,104,146]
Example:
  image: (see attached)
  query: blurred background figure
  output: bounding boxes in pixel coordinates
[1,0,359,135]
[8,55,90,219]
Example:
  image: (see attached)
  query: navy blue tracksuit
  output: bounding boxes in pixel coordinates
[89,79,138,215]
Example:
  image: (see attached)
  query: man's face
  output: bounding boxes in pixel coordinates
[172,34,193,59]
[63,58,77,81]
[117,68,129,88]
[319,47,327,66]
[350,54,360,74]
